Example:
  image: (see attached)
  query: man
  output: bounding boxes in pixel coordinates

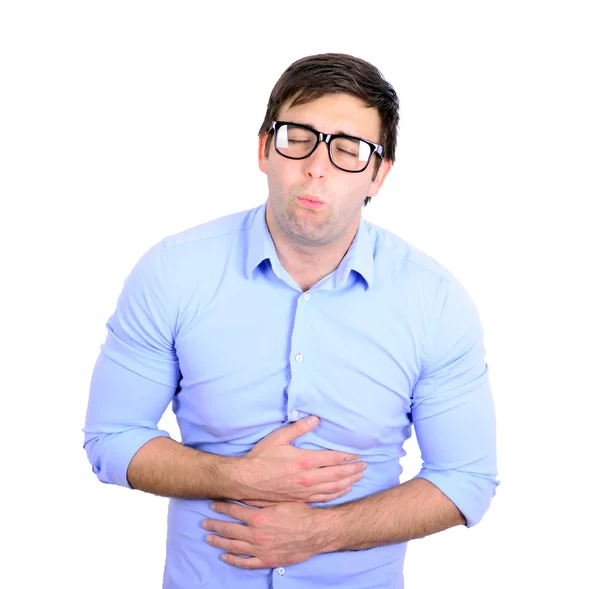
[83,53,498,588]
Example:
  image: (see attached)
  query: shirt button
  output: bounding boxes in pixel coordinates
[277,567,285,575]
[295,353,303,362]
[291,410,299,419]
[303,293,310,301]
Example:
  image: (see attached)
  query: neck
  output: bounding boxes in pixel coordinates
[265,202,359,292]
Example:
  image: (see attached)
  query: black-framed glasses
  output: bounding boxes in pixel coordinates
[269,121,384,173]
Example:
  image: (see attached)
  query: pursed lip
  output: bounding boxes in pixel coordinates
[297,195,325,204]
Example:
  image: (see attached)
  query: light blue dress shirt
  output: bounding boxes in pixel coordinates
[83,200,498,589]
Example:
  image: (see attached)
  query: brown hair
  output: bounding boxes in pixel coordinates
[258,53,399,206]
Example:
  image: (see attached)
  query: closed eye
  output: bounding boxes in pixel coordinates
[335,147,358,157]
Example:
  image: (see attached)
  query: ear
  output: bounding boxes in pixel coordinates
[367,159,393,198]
[258,133,270,174]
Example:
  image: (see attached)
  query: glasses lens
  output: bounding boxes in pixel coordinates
[275,124,317,159]
[331,137,373,172]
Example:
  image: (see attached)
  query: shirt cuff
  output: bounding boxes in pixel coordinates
[415,468,499,527]
[84,428,172,489]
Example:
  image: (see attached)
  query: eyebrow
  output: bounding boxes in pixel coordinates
[290,121,357,138]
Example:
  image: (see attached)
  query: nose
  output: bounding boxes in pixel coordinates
[304,142,332,179]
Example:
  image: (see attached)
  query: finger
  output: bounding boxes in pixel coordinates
[304,486,353,503]
[298,449,362,468]
[221,553,266,570]
[296,462,367,487]
[318,461,368,481]
[240,499,278,508]
[294,470,364,499]
[202,519,254,543]
[210,501,253,524]
[267,415,320,445]
[206,534,255,557]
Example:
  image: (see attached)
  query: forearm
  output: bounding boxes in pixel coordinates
[318,477,466,552]
[126,436,243,500]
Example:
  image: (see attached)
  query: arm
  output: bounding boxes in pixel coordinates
[83,241,364,502]
[205,274,498,567]
[319,273,499,549]
[125,422,365,502]
[126,436,240,499]
[82,240,181,491]
[314,478,463,552]
[204,478,462,569]
[84,324,241,500]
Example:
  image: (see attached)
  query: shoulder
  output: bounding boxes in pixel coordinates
[162,205,259,250]
[127,205,261,294]
[364,218,456,285]
[152,204,261,273]
[366,222,484,363]
[364,219,480,323]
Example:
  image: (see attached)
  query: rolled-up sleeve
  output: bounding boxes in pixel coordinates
[83,240,181,488]
[412,274,499,527]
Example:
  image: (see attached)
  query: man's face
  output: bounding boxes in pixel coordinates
[259,93,391,247]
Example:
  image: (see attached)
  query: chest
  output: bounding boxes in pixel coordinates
[173,282,424,448]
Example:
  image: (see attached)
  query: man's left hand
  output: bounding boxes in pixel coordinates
[202,500,326,569]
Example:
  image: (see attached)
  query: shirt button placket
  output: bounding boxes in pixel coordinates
[290,353,302,421]
[289,291,311,428]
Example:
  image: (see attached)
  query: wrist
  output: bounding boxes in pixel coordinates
[312,504,348,554]
[212,455,246,500]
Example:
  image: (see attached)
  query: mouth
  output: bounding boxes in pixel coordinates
[297,195,325,209]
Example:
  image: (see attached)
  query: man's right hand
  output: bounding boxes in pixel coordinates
[232,415,367,504]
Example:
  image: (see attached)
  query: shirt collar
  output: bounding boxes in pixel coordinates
[246,200,374,291]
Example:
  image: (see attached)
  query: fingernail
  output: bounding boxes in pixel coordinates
[307,415,318,424]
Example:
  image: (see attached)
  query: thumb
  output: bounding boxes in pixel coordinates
[240,499,279,508]
[270,415,319,445]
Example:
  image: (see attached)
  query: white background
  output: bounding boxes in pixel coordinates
[1,1,598,587]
